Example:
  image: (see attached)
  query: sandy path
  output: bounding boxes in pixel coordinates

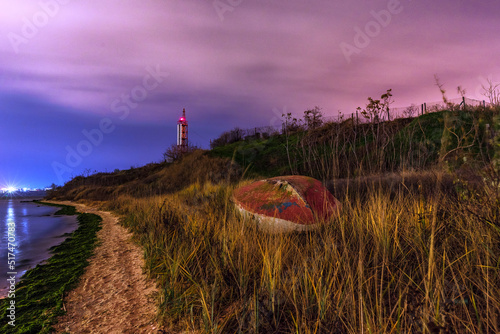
[49,201,161,334]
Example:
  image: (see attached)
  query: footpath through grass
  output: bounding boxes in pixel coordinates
[0,201,102,334]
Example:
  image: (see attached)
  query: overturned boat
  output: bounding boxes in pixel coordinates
[233,175,341,233]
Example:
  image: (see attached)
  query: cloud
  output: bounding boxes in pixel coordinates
[1,0,498,114]
[1,0,499,186]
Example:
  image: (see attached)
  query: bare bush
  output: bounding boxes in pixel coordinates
[482,78,500,107]
[163,143,200,162]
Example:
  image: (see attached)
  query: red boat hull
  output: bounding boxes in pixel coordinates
[233,175,341,232]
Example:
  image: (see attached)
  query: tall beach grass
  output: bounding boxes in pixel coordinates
[48,104,499,332]
[103,171,499,333]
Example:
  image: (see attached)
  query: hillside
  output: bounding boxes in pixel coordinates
[51,106,497,202]
[48,150,241,202]
[43,105,500,333]
[210,108,496,180]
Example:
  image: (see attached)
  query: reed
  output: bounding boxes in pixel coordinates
[102,169,499,333]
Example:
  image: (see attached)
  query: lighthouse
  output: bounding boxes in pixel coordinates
[177,108,188,153]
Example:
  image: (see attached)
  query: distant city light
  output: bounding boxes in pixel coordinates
[0,186,46,194]
[0,182,46,194]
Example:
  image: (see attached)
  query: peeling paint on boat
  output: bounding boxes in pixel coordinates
[233,175,341,232]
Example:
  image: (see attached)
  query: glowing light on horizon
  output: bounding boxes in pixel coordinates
[1,181,43,193]
[1,181,21,193]
[1,187,18,193]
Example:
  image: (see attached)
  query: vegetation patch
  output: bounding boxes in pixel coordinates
[32,200,77,216]
[45,102,499,332]
[104,175,500,333]
[0,202,102,334]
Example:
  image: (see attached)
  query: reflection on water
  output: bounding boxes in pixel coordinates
[0,199,78,297]
[6,201,17,260]
[22,206,29,237]
[5,200,19,258]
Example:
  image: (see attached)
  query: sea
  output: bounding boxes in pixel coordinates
[0,198,78,298]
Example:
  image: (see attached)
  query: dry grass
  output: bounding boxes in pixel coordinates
[49,150,241,202]
[48,105,499,333]
[101,169,499,333]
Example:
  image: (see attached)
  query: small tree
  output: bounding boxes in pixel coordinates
[163,143,199,162]
[303,106,323,130]
[282,112,303,133]
[381,89,393,120]
[361,89,392,122]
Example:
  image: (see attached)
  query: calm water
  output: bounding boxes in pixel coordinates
[0,199,78,297]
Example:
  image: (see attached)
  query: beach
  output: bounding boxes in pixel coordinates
[47,201,159,333]
[0,199,78,298]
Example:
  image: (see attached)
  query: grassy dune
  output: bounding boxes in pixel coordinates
[100,174,498,333]
[48,105,499,333]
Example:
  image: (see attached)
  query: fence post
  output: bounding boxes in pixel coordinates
[421,104,424,115]
[483,100,486,108]
[462,97,466,110]
[424,103,427,113]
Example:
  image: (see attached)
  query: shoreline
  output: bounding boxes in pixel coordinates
[0,192,47,200]
[0,200,79,299]
[0,201,102,333]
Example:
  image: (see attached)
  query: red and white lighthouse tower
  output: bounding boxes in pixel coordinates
[177,108,188,153]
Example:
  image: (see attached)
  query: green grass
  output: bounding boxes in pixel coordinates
[209,113,427,179]
[209,133,294,177]
[385,111,446,169]
[0,202,102,334]
[210,107,498,181]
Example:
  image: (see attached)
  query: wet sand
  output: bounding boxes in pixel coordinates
[0,199,78,297]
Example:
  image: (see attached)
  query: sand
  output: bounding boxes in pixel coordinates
[48,201,161,334]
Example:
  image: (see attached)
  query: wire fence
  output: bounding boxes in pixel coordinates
[211,96,490,147]
[323,97,489,124]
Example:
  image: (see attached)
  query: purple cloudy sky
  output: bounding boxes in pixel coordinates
[0,0,499,187]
